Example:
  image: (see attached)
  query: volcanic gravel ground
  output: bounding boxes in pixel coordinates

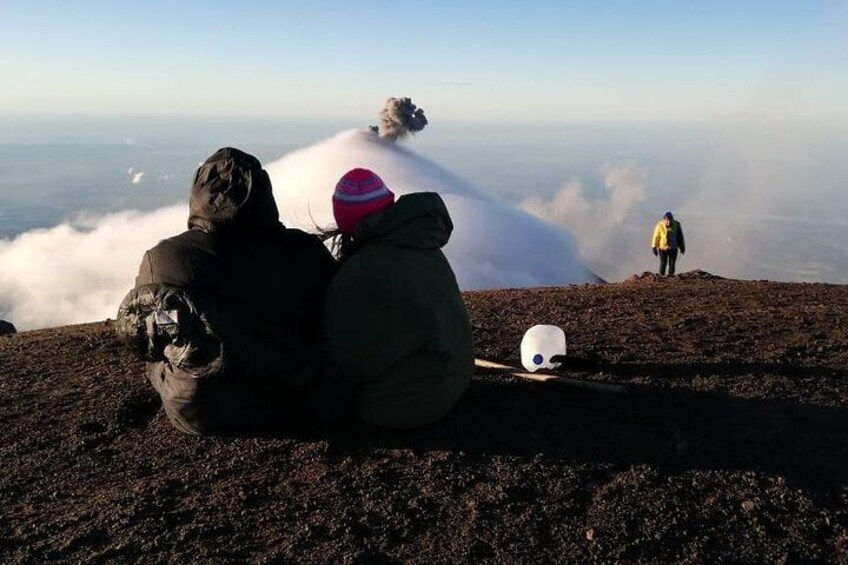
[1,271,847,563]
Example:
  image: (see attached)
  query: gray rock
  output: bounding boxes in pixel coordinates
[0,320,16,335]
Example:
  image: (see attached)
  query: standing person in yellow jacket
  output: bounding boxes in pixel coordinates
[651,211,686,276]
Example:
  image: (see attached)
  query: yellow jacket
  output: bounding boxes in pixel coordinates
[651,220,685,252]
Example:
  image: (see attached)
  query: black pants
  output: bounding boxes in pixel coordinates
[658,249,678,276]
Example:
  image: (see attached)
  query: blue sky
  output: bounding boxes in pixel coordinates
[1,1,846,123]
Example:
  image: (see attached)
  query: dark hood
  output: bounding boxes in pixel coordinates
[188,147,280,233]
[356,192,453,249]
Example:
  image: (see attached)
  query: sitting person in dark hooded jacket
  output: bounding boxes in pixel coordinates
[116,148,335,435]
[320,168,473,429]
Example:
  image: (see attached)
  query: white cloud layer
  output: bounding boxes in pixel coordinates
[1,129,597,330]
[266,130,597,290]
[0,206,185,330]
[127,167,145,184]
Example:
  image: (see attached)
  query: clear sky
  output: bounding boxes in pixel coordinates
[1,0,846,123]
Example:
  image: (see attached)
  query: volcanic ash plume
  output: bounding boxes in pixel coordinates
[378,97,428,141]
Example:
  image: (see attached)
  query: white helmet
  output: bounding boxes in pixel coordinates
[520,325,566,372]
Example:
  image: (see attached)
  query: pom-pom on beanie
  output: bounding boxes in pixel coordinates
[333,168,395,234]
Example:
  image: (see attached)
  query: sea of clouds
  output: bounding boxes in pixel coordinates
[0,206,186,330]
[2,123,847,331]
[1,130,601,330]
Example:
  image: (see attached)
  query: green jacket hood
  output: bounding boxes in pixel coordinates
[356,192,453,250]
[188,147,280,233]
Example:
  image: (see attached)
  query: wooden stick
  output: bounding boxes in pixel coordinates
[474,358,629,395]
[474,359,514,371]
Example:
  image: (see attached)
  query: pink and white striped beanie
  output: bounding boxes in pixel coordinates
[332,168,395,234]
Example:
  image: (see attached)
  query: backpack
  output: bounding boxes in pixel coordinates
[666,223,678,249]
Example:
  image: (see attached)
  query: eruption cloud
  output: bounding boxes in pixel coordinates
[378,97,428,141]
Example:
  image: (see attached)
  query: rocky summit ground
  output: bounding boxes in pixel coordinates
[1,271,847,564]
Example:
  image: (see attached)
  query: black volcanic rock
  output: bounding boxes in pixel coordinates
[0,320,15,335]
[2,276,847,563]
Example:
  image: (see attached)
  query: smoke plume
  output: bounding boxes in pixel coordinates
[521,164,648,262]
[378,97,428,141]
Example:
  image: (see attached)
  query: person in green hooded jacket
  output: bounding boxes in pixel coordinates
[320,168,473,429]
